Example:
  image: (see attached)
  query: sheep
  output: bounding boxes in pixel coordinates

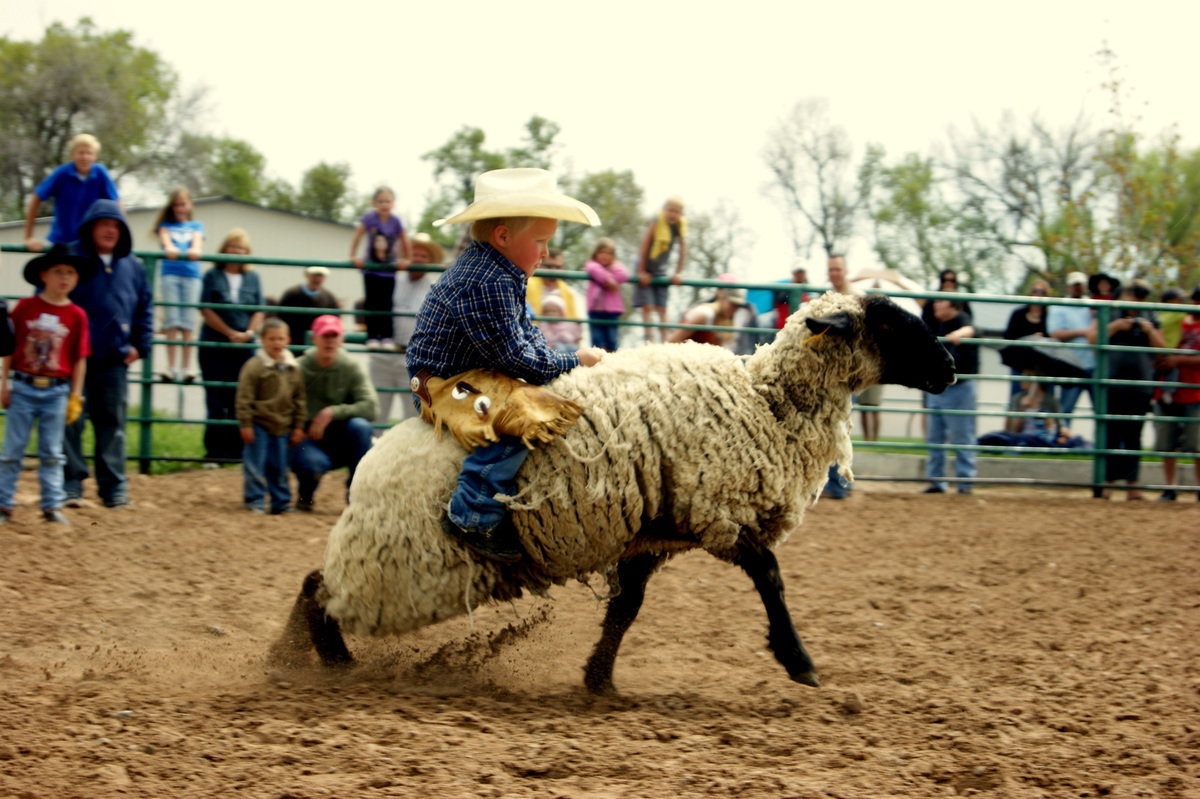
[274,293,956,693]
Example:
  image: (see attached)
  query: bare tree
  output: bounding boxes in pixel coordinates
[678,201,755,309]
[948,112,1099,290]
[763,99,859,258]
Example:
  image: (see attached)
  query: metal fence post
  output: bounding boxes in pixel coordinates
[139,256,158,475]
[1090,304,1111,496]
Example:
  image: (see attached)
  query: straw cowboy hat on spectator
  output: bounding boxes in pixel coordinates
[410,232,446,265]
[434,168,600,227]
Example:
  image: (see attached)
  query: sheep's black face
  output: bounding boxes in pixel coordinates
[863,296,956,394]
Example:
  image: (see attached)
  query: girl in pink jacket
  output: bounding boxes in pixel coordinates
[583,237,628,351]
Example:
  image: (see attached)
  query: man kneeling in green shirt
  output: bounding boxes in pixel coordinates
[290,314,378,511]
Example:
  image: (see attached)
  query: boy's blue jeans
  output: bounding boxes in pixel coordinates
[243,424,291,512]
[449,436,529,533]
[0,380,69,510]
[925,380,978,491]
[409,391,528,533]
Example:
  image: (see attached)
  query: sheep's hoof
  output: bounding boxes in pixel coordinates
[584,680,617,697]
[792,670,821,688]
[318,650,354,669]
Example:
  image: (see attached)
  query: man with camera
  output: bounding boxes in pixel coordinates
[1097,280,1164,500]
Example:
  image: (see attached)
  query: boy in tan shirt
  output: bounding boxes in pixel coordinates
[236,318,306,514]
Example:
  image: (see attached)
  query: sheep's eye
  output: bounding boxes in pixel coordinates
[451,386,470,401]
[474,395,492,416]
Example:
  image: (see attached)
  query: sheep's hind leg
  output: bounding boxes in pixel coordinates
[733,538,821,688]
[583,551,666,695]
[274,569,353,667]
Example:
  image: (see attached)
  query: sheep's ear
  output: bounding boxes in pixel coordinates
[805,312,854,338]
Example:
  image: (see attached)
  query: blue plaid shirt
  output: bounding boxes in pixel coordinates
[406,240,580,384]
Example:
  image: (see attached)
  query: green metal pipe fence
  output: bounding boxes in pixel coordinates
[2,244,1196,494]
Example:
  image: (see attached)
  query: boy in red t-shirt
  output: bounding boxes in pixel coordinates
[0,247,94,523]
[1154,306,1200,501]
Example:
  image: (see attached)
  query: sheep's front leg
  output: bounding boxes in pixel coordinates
[733,538,821,687]
[583,551,666,695]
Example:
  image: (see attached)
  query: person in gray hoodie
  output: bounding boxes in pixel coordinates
[65,199,154,507]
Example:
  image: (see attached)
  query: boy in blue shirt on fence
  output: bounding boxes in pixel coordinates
[406,168,606,562]
[23,134,120,252]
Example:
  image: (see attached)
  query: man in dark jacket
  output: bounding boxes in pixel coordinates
[65,200,154,508]
[275,266,340,349]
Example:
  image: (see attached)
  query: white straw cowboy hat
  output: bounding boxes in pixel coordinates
[434,168,600,227]
[409,232,446,264]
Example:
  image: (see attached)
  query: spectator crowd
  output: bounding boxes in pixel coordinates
[3,135,1196,524]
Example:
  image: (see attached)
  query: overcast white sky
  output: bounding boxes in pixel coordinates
[9,0,1199,285]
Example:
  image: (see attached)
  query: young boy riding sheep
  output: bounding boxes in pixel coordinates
[405,168,607,562]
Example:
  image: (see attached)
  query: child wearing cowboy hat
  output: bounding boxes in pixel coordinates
[406,168,606,561]
[0,246,95,524]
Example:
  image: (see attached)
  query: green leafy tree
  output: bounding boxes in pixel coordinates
[859,146,1005,288]
[559,169,645,266]
[204,137,271,202]
[1087,49,1200,288]
[418,123,526,254]
[262,178,298,213]
[423,125,509,209]
[294,161,354,222]
[162,135,354,223]
[419,118,648,268]
[0,18,200,217]
[505,115,560,171]
[413,192,461,252]
[1078,132,1200,290]
[947,49,1200,293]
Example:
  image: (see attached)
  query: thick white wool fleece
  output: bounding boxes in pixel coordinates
[321,292,877,638]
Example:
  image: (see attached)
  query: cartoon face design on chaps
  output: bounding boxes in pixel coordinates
[415,369,585,450]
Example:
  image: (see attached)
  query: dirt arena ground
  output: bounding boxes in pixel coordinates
[0,467,1196,798]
